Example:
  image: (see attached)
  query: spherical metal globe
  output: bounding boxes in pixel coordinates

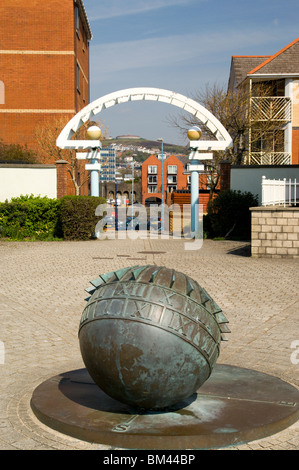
[78,265,229,410]
[86,125,101,140]
[187,126,202,141]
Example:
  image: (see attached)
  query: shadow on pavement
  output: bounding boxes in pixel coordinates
[226,243,251,257]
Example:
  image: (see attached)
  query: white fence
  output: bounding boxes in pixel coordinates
[262,176,298,207]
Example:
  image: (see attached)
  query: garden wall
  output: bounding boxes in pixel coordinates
[250,206,299,258]
[0,163,57,202]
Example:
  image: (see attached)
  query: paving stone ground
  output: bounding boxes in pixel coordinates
[0,235,298,450]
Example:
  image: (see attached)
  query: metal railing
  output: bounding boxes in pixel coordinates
[251,97,292,122]
[246,152,292,165]
[262,176,298,207]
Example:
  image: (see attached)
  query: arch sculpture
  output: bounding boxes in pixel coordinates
[56,87,233,150]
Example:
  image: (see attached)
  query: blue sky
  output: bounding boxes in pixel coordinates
[83,0,298,145]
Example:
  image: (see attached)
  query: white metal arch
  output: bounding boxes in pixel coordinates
[56,87,233,150]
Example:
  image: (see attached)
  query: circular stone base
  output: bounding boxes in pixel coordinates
[30,364,299,450]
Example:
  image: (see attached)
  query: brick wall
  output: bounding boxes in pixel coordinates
[1,0,74,51]
[75,6,90,110]
[250,206,299,258]
[219,161,231,190]
[56,160,68,199]
[292,80,299,127]
[292,129,299,165]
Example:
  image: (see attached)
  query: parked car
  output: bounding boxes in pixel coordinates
[102,215,115,228]
[126,216,142,230]
[116,218,127,230]
[147,216,162,231]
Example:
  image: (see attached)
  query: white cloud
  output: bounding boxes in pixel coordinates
[91,34,196,74]
[90,28,290,78]
[87,0,196,20]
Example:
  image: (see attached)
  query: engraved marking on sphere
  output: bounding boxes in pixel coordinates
[80,300,220,373]
[80,287,221,345]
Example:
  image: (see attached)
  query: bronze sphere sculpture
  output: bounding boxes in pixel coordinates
[78,265,229,410]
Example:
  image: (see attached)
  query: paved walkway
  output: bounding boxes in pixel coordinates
[0,236,298,450]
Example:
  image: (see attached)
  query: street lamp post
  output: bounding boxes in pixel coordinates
[114,177,122,231]
[90,152,100,197]
[157,138,164,231]
[187,127,205,236]
[76,126,102,197]
[131,158,134,219]
[86,126,102,197]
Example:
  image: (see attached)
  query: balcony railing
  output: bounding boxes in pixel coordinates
[245,152,291,165]
[251,97,292,122]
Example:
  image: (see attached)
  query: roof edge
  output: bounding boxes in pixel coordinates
[248,37,299,75]
[76,0,92,40]
[232,55,270,59]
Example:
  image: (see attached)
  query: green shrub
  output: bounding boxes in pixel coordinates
[205,189,258,240]
[59,195,106,240]
[0,194,61,240]
[0,194,107,241]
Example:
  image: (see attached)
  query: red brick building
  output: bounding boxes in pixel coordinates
[141,154,219,209]
[142,155,187,205]
[0,0,92,150]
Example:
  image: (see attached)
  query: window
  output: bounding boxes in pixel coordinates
[75,5,80,36]
[168,175,177,184]
[168,165,177,174]
[148,175,157,184]
[167,185,177,192]
[251,130,284,153]
[148,186,157,193]
[148,165,157,174]
[252,79,285,97]
[0,81,4,104]
[76,63,80,92]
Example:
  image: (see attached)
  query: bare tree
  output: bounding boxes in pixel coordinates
[169,82,285,199]
[170,83,246,200]
[35,116,108,195]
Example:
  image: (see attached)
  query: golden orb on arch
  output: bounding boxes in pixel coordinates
[86,125,101,140]
[187,126,202,141]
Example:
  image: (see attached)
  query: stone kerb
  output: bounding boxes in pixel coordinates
[250,206,299,258]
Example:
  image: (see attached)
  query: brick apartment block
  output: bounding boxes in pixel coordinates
[142,154,189,206]
[0,0,91,152]
[141,154,222,212]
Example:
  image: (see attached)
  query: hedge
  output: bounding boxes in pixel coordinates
[0,194,106,241]
[59,195,106,240]
[204,189,259,240]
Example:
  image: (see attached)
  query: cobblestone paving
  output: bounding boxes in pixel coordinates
[0,236,298,450]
